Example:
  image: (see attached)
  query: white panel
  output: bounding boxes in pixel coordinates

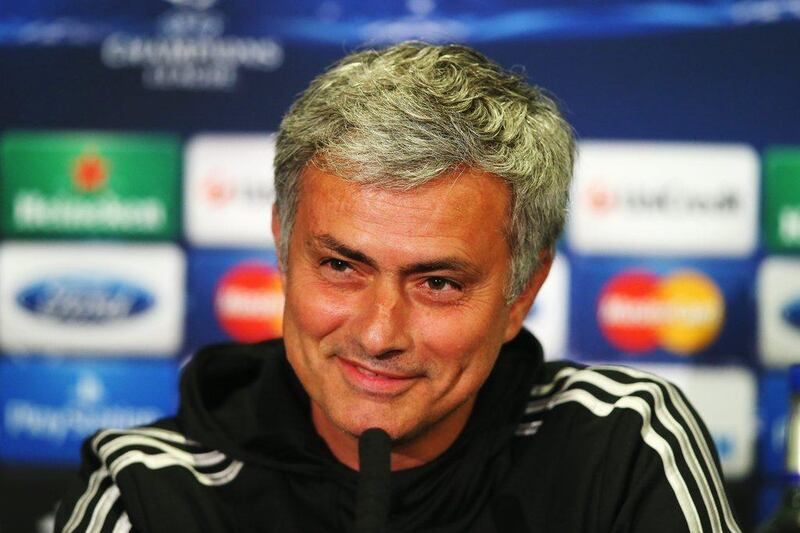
[184,133,276,247]
[635,364,756,480]
[0,242,185,355]
[524,254,569,360]
[568,142,759,256]
[758,257,800,367]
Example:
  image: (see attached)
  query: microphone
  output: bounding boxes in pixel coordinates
[355,428,391,533]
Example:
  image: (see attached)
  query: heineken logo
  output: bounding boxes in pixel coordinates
[1,131,179,238]
[73,153,109,193]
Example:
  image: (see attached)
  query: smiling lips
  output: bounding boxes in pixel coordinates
[336,357,419,395]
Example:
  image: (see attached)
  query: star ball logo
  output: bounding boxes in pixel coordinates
[214,261,284,342]
[597,269,725,355]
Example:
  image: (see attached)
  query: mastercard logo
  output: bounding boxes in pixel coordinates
[597,269,725,355]
[214,261,284,342]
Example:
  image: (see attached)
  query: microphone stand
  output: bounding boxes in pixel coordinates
[355,428,391,533]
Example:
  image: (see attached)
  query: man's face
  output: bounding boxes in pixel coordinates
[274,165,545,465]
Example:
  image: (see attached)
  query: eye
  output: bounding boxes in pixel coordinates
[321,258,353,273]
[418,276,464,303]
[318,257,362,287]
[424,277,461,292]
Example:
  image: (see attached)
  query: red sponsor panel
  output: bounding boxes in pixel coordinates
[214,261,284,342]
[597,270,661,352]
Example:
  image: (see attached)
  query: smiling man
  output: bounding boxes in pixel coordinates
[280,165,542,472]
[56,42,740,532]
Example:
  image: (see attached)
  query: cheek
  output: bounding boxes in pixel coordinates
[284,277,352,341]
[416,295,508,341]
[412,305,505,373]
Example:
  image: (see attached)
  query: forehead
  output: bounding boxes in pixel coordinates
[290,165,514,279]
[295,165,512,234]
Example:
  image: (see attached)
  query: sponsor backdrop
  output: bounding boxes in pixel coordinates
[1,1,799,531]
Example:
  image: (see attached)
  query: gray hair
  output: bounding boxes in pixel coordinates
[274,41,575,302]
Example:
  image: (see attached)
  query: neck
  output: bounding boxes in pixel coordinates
[311,399,475,471]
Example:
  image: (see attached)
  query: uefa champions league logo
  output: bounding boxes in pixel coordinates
[163,0,219,11]
[101,0,283,90]
[157,0,224,38]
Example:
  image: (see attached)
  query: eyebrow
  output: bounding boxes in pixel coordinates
[316,234,377,269]
[313,233,481,278]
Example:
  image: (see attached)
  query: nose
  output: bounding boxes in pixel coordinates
[351,277,412,359]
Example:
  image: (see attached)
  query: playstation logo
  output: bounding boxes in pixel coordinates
[74,374,105,406]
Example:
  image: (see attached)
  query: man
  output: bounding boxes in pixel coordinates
[56,42,740,532]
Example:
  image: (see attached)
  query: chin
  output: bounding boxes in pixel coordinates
[338,410,402,439]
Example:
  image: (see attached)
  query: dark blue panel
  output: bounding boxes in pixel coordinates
[568,255,756,363]
[186,247,281,353]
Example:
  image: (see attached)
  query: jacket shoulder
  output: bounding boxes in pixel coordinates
[54,422,243,533]
[515,362,741,533]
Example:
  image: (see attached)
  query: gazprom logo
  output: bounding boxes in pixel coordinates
[16,276,155,323]
[783,298,800,331]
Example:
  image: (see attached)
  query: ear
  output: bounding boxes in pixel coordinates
[503,249,554,342]
[271,204,287,285]
[271,203,281,254]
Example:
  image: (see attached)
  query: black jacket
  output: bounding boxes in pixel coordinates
[55,330,740,532]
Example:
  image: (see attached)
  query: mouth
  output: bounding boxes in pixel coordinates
[335,356,420,396]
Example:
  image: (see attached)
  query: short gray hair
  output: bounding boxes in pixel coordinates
[274,41,575,302]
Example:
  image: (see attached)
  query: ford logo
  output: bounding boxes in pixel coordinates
[17,277,155,323]
[783,299,800,330]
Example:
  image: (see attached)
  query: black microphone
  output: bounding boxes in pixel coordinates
[355,428,391,533]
